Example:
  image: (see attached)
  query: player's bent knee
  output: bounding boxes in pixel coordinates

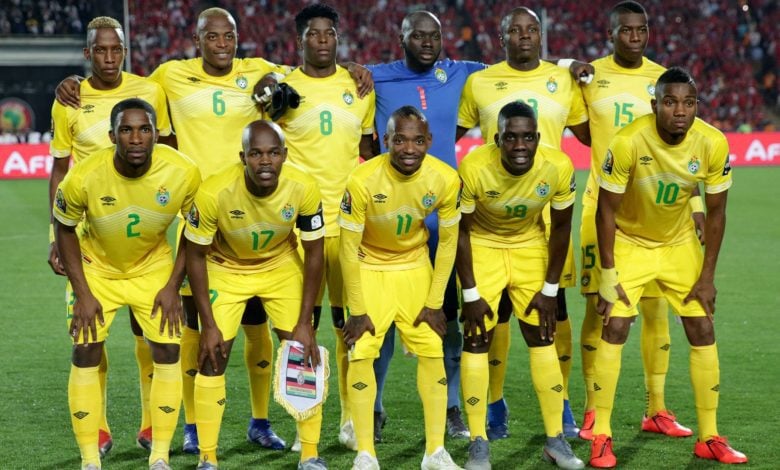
[518,320,555,347]
[148,341,181,365]
[71,342,104,367]
[331,306,345,329]
[600,317,634,344]
[680,316,716,346]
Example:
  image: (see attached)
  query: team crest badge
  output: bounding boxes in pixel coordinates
[602,150,614,175]
[688,156,700,174]
[581,274,590,287]
[546,77,557,93]
[535,180,550,198]
[236,75,248,89]
[422,191,437,208]
[647,82,656,96]
[434,68,447,83]
[55,188,66,212]
[156,186,170,206]
[343,90,354,105]
[281,203,295,221]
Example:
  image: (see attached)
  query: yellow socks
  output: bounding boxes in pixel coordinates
[555,318,573,402]
[242,323,273,419]
[460,351,489,440]
[194,373,226,466]
[298,410,323,461]
[529,345,564,437]
[334,326,350,427]
[69,365,101,468]
[180,326,200,425]
[418,356,447,455]
[347,358,376,455]
[134,336,153,430]
[98,349,110,434]
[593,341,623,437]
[488,321,510,402]
[639,297,670,416]
[580,296,602,411]
[690,344,719,441]
[149,361,182,465]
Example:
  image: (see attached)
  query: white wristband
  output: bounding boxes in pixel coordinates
[462,287,480,303]
[541,282,559,297]
[557,58,574,69]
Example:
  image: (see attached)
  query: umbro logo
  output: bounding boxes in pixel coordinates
[187,77,201,83]
[559,355,571,362]
[217,398,226,406]
[466,396,480,406]
[551,384,563,393]
[593,383,602,391]
[158,406,176,414]
[82,104,95,113]
[660,343,670,351]
[711,384,720,392]
[372,193,387,203]
[489,359,501,366]
[583,344,596,352]
[597,79,610,88]
[258,360,270,368]
[437,377,447,386]
[100,196,116,206]
[352,382,368,390]
[230,209,245,218]
[486,190,501,198]
[186,368,198,377]
[495,81,508,91]
[73,411,89,419]
[640,155,653,165]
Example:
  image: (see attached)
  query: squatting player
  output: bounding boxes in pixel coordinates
[456,6,589,439]
[456,102,583,470]
[340,106,461,470]
[48,16,172,455]
[589,67,747,467]
[54,98,200,470]
[184,120,326,470]
[576,0,698,441]
[273,3,375,450]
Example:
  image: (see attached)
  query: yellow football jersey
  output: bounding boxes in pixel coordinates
[150,57,291,179]
[184,161,324,274]
[457,61,587,149]
[339,154,460,268]
[598,114,731,248]
[50,72,171,163]
[53,144,200,278]
[582,55,666,208]
[460,143,575,248]
[276,66,376,237]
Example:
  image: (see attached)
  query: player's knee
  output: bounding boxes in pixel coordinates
[681,316,715,346]
[148,341,181,365]
[330,306,344,329]
[71,342,104,367]
[600,317,633,344]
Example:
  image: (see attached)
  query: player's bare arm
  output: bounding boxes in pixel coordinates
[568,121,591,147]
[47,158,70,275]
[291,237,325,367]
[691,185,706,244]
[55,75,84,108]
[56,220,104,344]
[151,231,187,339]
[359,134,375,160]
[525,205,573,341]
[344,62,374,97]
[185,239,227,371]
[595,188,630,323]
[455,212,493,347]
[684,190,728,321]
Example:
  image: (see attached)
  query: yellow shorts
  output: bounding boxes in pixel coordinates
[610,237,705,318]
[297,235,342,308]
[207,257,304,341]
[66,266,179,344]
[542,204,575,288]
[350,264,443,360]
[579,205,662,297]
[472,243,547,330]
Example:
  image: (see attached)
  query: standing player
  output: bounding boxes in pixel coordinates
[577,1,697,441]
[184,120,326,470]
[590,67,747,467]
[456,102,583,470]
[54,98,200,470]
[48,16,172,455]
[273,3,375,449]
[340,106,461,470]
[365,10,485,441]
[456,6,589,439]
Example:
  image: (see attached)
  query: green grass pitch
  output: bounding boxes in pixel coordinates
[1,167,778,469]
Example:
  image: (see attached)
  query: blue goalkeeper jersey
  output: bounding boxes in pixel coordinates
[368,58,486,168]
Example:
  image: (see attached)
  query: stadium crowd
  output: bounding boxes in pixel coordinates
[123,0,779,132]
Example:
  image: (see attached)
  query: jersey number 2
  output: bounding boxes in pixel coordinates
[126,213,141,238]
